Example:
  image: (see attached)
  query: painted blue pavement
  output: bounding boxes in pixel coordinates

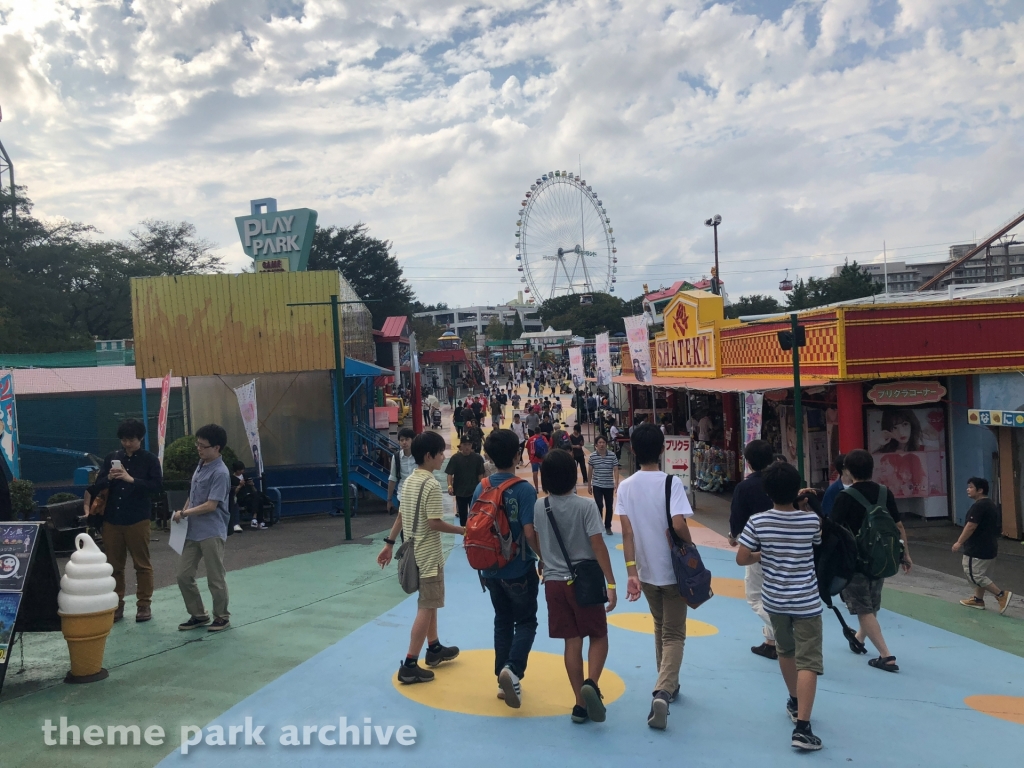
[159,542,1024,766]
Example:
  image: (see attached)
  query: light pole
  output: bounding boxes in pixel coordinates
[0,104,15,224]
[704,215,721,295]
[777,314,806,484]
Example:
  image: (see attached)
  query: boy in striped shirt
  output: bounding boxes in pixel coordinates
[736,461,823,752]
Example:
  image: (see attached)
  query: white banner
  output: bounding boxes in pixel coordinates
[595,332,612,386]
[569,347,586,389]
[624,315,653,383]
[741,392,764,477]
[664,436,691,495]
[157,371,172,469]
[233,379,264,476]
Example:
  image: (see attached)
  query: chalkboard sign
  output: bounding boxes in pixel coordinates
[0,522,62,695]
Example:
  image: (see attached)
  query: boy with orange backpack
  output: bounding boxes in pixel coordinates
[525,429,550,492]
[466,429,540,708]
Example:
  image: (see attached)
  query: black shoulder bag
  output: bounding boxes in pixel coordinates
[544,497,607,606]
[665,475,714,608]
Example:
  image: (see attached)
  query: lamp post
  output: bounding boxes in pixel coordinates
[287,296,376,540]
[0,104,15,224]
[777,314,806,484]
[704,215,722,295]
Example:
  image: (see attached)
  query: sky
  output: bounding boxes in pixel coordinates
[1,0,1023,309]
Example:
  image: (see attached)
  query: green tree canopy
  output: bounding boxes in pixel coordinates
[308,223,415,328]
[0,188,222,353]
[784,262,879,310]
[508,313,524,340]
[538,292,626,337]
[725,294,783,319]
[485,316,505,340]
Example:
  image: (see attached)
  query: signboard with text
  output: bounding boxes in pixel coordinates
[235,201,317,273]
[663,436,692,494]
[867,381,946,406]
[651,292,724,376]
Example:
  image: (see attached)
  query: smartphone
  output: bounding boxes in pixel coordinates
[111,460,123,471]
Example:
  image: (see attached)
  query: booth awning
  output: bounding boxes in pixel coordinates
[611,374,833,392]
[345,357,390,378]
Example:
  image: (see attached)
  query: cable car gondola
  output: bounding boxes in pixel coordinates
[779,269,793,292]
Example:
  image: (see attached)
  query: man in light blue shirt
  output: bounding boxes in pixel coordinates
[173,424,232,632]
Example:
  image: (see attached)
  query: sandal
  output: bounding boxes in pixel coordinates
[868,656,899,673]
[846,634,867,655]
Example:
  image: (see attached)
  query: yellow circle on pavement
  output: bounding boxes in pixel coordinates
[607,612,718,636]
[392,649,626,718]
[965,695,1024,725]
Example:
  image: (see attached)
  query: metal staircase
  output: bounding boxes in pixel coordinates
[350,423,399,502]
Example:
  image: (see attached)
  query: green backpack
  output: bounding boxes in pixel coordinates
[842,485,904,579]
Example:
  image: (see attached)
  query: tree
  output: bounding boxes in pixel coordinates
[538,292,627,338]
[509,313,524,340]
[408,315,440,351]
[308,224,415,328]
[128,220,222,275]
[485,316,505,340]
[785,262,879,311]
[725,294,783,319]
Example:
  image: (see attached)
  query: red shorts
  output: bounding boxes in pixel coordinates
[545,580,608,639]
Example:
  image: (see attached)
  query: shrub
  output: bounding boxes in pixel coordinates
[10,479,35,519]
[163,435,239,476]
[47,492,80,505]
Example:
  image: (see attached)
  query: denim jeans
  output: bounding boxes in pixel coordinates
[484,566,539,679]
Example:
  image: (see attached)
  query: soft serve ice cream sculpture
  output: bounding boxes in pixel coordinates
[58,533,119,682]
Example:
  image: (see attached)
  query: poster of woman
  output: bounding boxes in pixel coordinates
[867,407,946,499]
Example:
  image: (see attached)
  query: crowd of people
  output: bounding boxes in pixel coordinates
[375,372,1016,753]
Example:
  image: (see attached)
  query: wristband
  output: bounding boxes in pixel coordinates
[607,584,617,589]
[384,538,396,546]
[625,560,636,567]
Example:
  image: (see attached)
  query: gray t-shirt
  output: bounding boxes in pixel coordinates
[533,493,604,582]
[186,457,231,542]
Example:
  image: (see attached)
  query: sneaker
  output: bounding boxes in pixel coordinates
[998,590,1014,615]
[114,603,125,622]
[497,686,505,700]
[648,691,670,730]
[250,518,258,528]
[207,618,230,632]
[960,596,986,609]
[178,615,210,631]
[233,524,244,533]
[425,643,460,668]
[752,642,779,660]
[581,678,606,722]
[135,606,152,623]
[397,662,435,685]
[498,666,522,708]
[604,527,613,536]
[668,686,680,703]
[786,697,798,724]
[571,705,589,724]
[792,727,823,751]
[258,523,268,530]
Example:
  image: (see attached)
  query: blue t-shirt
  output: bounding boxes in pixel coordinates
[821,478,845,518]
[471,472,538,580]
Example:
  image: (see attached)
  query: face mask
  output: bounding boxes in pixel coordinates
[842,482,853,489]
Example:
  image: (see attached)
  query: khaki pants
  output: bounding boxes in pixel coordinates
[641,582,688,695]
[176,538,230,620]
[745,562,775,642]
[103,520,154,609]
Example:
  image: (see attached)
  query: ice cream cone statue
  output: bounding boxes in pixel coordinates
[58,533,119,683]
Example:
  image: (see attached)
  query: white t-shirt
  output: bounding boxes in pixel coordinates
[615,471,693,586]
[698,416,713,442]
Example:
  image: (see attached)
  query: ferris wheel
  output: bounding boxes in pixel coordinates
[515,171,617,299]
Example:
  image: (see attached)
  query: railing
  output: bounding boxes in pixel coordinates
[351,423,400,492]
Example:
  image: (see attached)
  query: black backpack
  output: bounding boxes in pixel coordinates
[814,516,858,603]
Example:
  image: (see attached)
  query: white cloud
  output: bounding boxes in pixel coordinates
[0,0,1022,307]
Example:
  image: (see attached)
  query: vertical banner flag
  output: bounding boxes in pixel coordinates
[0,372,20,479]
[233,379,264,477]
[157,371,172,469]
[624,315,653,383]
[595,332,612,386]
[569,347,586,389]
[741,392,764,477]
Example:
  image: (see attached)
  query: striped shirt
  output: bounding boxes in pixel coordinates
[738,509,822,617]
[588,451,619,488]
[400,469,445,578]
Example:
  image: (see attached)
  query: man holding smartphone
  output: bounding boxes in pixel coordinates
[85,419,163,623]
